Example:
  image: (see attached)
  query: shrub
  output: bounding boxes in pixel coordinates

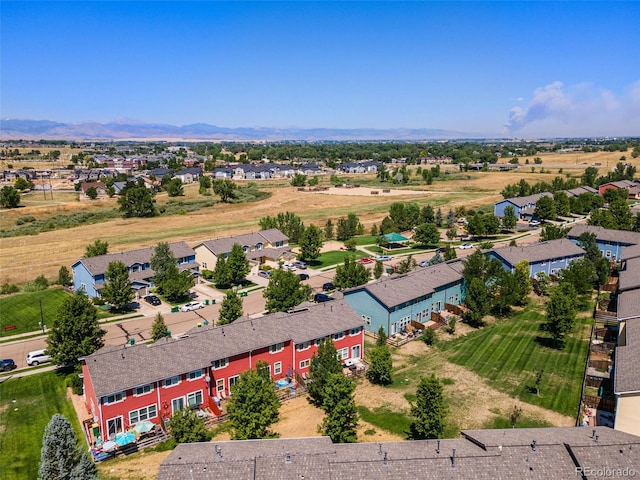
[421,328,436,345]
[15,215,36,225]
[201,269,214,280]
[65,373,84,395]
[0,283,20,294]
[446,316,457,334]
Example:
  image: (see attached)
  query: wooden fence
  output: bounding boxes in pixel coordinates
[583,395,616,413]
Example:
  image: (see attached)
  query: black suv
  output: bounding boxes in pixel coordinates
[144,295,161,306]
[322,282,335,291]
[314,293,332,303]
[1,359,17,372]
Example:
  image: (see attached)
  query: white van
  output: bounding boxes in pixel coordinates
[26,349,52,366]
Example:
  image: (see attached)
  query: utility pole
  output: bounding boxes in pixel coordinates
[39,299,46,333]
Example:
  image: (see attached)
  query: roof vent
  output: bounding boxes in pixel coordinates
[215,445,222,458]
[451,448,456,468]
[383,452,388,466]
[285,452,291,464]
[378,443,383,455]
[436,440,440,454]
[531,440,537,451]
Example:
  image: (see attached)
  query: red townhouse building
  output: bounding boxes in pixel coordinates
[81,300,364,441]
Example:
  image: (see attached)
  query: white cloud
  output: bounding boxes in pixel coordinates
[504,80,640,137]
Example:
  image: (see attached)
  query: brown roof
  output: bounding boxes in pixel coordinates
[75,242,195,277]
[490,239,585,267]
[196,229,288,256]
[567,225,640,246]
[158,427,640,480]
[84,300,363,398]
[354,263,463,309]
[615,319,640,393]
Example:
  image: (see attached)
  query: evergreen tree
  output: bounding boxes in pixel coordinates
[443,245,457,261]
[321,374,359,443]
[57,266,72,286]
[39,414,98,480]
[409,375,448,439]
[263,269,312,312]
[435,208,443,227]
[373,260,384,279]
[85,239,109,257]
[218,290,244,325]
[227,363,280,439]
[100,261,134,310]
[308,338,343,407]
[227,243,250,284]
[370,223,378,236]
[151,312,169,342]
[502,205,517,230]
[299,224,323,261]
[446,208,455,228]
[333,255,371,289]
[376,325,388,346]
[324,219,334,240]
[212,255,233,288]
[366,345,393,385]
[379,216,397,234]
[421,205,435,224]
[463,277,490,327]
[167,408,210,443]
[47,293,105,366]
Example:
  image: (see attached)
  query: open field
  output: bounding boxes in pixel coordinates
[501,149,639,168]
[0,287,68,337]
[0,370,83,480]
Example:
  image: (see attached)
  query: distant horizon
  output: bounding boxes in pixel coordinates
[2,2,639,138]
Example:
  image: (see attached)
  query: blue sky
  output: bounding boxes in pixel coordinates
[2,1,639,137]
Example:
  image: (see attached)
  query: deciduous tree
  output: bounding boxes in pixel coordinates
[0,185,21,208]
[333,255,371,289]
[366,345,393,385]
[151,312,169,342]
[167,408,210,443]
[212,179,237,202]
[227,243,250,284]
[414,223,440,246]
[57,266,72,286]
[212,255,232,288]
[118,182,157,218]
[85,239,109,257]
[544,284,577,349]
[409,375,448,439]
[47,293,105,367]
[502,205,517,230]
[299,225,323,261]
[100,261,134,310]
[218,290,244,325]
[308,338,343,407]
[321,374,358,443]
[263,269,312,312]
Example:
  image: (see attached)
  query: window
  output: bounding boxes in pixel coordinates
[256,243,263,251]
[270,342,284,353]
[351,345,361,359]
[163,376,181,388]
[103,392,125,404]
[229,375,240,392]
[299,359,310,369]
[172,397,185,413]
[187,391,203,407]
[107,417,123,438]
[274,362,282,375]
[296,341,311,351]
[216,379,225,393]
[314,337,325,346]
[212,358,228,370]
[337,347,349,360]
[202,262,207,269]
[129,404,157,424]
[332,332,345,341]
[133,384,152,396]
[361,315,371,326]
[349,327,361,336]
[187,369,203,381]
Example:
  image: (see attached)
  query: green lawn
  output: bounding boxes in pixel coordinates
[437,303,591,416]
[308,250,369,269]
[0,288,69,337]
[0,370,84,480]
[353,235,378,246]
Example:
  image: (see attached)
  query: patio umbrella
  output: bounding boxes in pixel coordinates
[114,431,136,447]
[132,420,155,435]
[101,440,117,452]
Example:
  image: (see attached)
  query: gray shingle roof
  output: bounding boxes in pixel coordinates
[619,258,640,292]
[354,263,463,309]
[490,239,585,267]
[501,192,552,208]
[196,229,288,256]
[74,242,195,277]
[568,225,640,246]
[84,300,363,397]
[621,244,640,261]
[564,186,599,197]
[158,428,640,480]
[615,319,640,393]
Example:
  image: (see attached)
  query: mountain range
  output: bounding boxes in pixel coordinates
[0,119,485,141]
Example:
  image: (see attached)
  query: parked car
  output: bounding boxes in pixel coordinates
[282,263,297,272]
[293,261,307,269]
[314,293,332,303]
[26,349,52,366]
[298,273,309,281]
[144,295,161,306]
[459,244,474,250]
[375,255,391,261]
[258,270,271,279]
[356,257,374,264]
[180,302,204,312]
[419,260,430,267]
[322,282,335,291]
[529,219,542,226]
[1,359,17,372]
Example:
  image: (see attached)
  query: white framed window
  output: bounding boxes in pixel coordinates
[187,369,203,381]
[133,384,152,396]
[187,390,203,407]
[349,327,361,336]
[337,347,349,360]
[229,375,240,392]
[202,262,207,269]
[314,337,325,346]
[103,392,125,405]
[274,362,282,375]
[296,341,311,351]
[216,378,225,393]
[212,358,228,370]
[332,332,345,341]
[163,376,181,388]
[270,342,284,353]
[361,315,371,326]
[299,359,310,369]
[129,404,157,424]
[351,345,361,359]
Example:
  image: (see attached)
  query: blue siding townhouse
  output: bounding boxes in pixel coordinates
[342,262,465,336]
[72,242,198,298]
[568,225,640,261]
[494,192,552,218]
[488,239,585,278]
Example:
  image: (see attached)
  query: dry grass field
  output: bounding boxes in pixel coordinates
[1,149,637,285]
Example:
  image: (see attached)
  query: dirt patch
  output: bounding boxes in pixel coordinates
[96,450,171,480]
[317,187,429,196]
